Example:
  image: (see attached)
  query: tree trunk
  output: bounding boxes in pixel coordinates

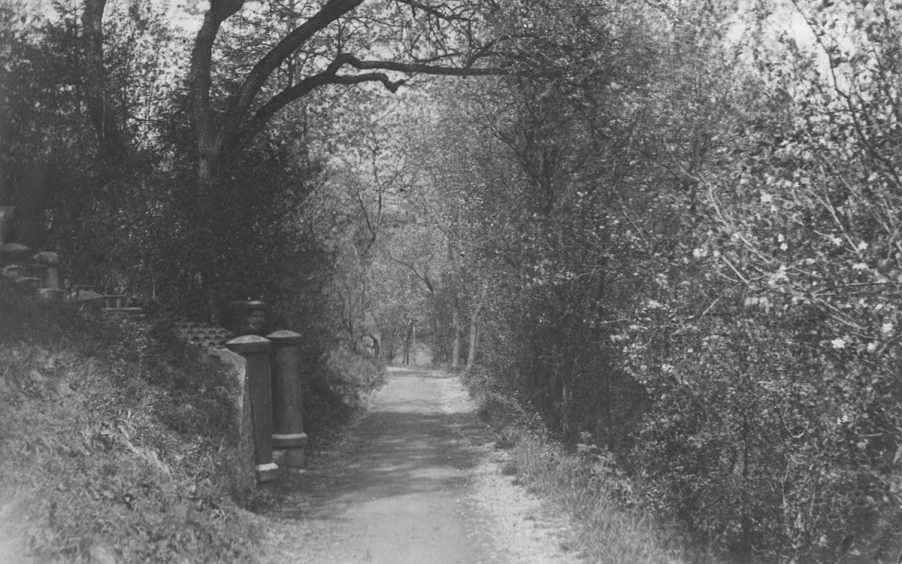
[81,0,126,161]
[431,303,442,361]
[370,334,380,359]
[466,310,478,370]
[404,322,412,364]
[450,297,460,370]
[448,242,461,371]
[466,285,487,370]
[189,0,244,181]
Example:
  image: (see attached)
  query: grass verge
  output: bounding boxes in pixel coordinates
[465,372,690,564]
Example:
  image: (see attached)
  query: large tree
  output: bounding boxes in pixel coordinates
[189,0,504,182]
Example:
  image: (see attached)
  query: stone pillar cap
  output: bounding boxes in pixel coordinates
[267,330,302,345]
[225,335,272,354]
[32,251,59,264]
[230,300,266,310]
[0,243,29,253]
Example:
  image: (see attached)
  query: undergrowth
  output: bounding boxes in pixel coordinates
[0,278,259,563]
[0,277,382,563]
[302,347,385,449]
[463,365,690,564]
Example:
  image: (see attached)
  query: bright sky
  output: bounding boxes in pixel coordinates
[9,0,202,33]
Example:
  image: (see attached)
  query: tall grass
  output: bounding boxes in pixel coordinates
[466,369,690,564]
[506,430,687,564]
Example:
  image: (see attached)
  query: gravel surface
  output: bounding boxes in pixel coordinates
[257,367,583,564]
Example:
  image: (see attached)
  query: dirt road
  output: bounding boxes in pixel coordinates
[259,367,580,564]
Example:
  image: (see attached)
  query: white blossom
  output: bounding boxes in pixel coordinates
[831,338,846,349]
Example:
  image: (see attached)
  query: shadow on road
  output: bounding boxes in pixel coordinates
[266,372,491,523]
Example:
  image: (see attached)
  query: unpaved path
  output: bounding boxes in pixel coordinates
[258,367,582,564]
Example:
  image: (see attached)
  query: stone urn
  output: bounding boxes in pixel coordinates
[229,300,267,336]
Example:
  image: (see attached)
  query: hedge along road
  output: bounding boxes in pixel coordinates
[258,367,582,564]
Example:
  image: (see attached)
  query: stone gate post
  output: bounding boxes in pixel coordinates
[225,335,280,483]
[267,330,307,467]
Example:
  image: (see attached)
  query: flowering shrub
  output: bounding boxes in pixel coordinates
[620,1,902,559]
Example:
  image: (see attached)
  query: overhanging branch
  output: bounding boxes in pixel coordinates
[338,54,504,76]
[394,0,473,22]
[229,52,503,152]
[233,70,405,151]
[220,0,366,143]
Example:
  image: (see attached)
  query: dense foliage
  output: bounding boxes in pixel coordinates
[0,2,338,336]
[401,0,902,561]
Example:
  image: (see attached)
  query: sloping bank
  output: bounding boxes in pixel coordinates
[0,278,380,563]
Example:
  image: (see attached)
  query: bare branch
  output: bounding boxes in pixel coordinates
[391,256,435,294]
[230,50,504,152]
[232,69,403,151]
[337,53,504,75]
[219,0,366,146]
[357,187,379,257]
[394,0,472,22]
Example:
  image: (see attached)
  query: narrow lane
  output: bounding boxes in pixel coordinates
[260,367,579,564]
